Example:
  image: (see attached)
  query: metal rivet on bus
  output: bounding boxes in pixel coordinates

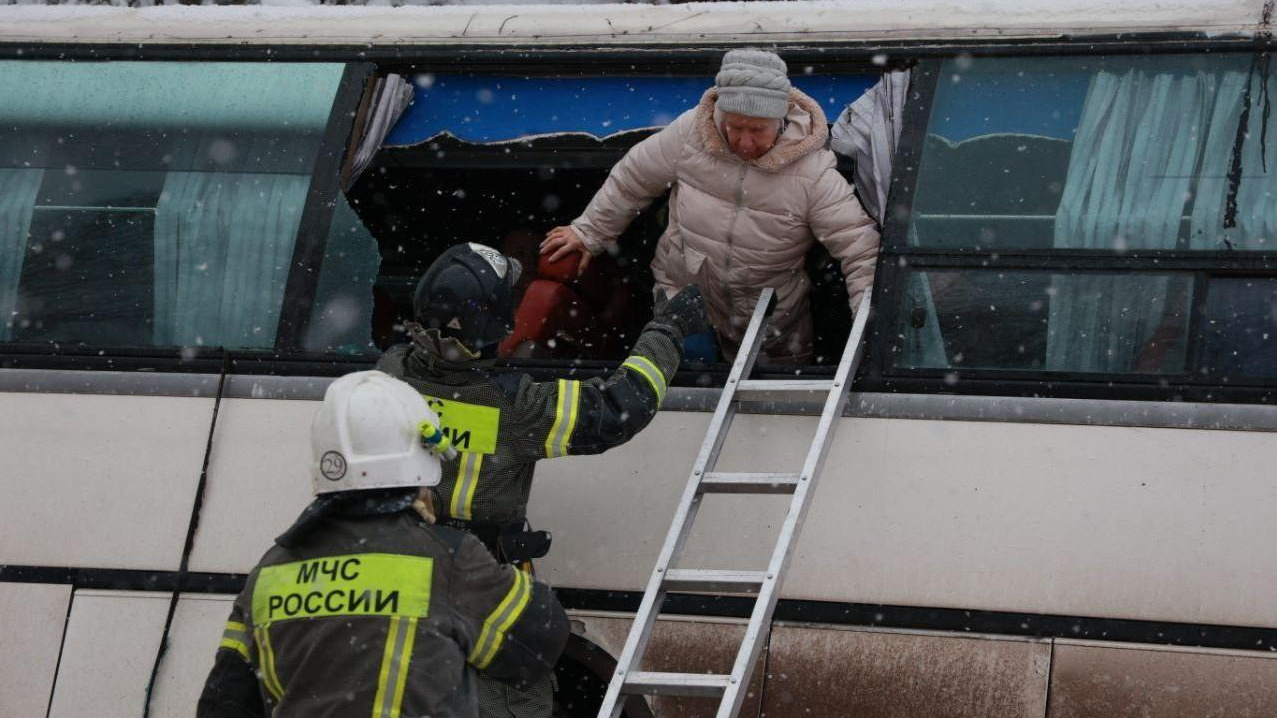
[767,574,773,580]
[730,677,738,684]
[656,567,664,572]
[617,669,624,675]
[694,469,701,475]
[729,377,736,383]
[801,475,808,481]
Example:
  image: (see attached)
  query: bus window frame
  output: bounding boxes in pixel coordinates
[863,53,1277,404]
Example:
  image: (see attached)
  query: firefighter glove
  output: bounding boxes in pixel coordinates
[655,285,711,337]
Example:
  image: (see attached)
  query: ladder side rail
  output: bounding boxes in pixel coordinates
[598,288,777,718]
[715,294,872,718]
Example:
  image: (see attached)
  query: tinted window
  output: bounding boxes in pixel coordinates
[883,53,1277,392]
[1200,277,1277,379]
[897,270,1193,374]
[15,170,161,344]
[304,195,381,355]
[0,61,345,349]
[909,54,1272,252]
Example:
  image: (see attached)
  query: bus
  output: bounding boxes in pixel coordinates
[2,2,1276,716]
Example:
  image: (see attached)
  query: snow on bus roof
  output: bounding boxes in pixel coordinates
[0,0,1267,46]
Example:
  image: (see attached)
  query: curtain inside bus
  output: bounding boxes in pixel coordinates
[341,73,414,192]
[0,169,42,341]
[832,69,947,368]
[153,173,310,348]
[1046,67,1214,372]
[831,69,910,226]
[1190,64,1277,249]
[1047,58,1276,373]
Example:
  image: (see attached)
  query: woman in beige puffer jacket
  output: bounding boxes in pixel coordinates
[554,86,880,364]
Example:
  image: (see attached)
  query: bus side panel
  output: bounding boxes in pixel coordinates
[531,413,1277,630]
[45,590,246,718]
[0,392,213,570]
[0,582,71,718]
[763,624,1050,718]
[152,594,239,715]
[97,393,1277,632]
[46,590,170,718]
[1046,641,1277,717]
[186,398,315,574]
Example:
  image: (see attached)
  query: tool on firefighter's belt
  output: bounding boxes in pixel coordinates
[498,529,552,564]
[596,287,872,718]
[418,420,458,460]
[437,518,552,564]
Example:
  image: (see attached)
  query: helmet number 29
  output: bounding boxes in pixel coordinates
[320,451,347,481]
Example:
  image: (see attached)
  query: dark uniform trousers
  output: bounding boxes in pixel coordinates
[196,510,568,718]
[376,317,685,718]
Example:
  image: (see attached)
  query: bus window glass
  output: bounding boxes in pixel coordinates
[910,54,1276,252]
[1200,277,1277,378]
[304,195,380,355]
[0,61,345,349]
[897,269,1193,374]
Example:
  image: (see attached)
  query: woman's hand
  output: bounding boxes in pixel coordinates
[540,226,592,276]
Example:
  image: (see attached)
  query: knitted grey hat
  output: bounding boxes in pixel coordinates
[715,49,792,119]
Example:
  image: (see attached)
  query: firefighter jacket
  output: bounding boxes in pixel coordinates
[376,317,684,524]
[196,503,569,718]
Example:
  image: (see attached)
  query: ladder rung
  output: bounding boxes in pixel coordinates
[663,568,766,593]
[700,472,799,494]
[735,379,834,399]
[621,671,731,697]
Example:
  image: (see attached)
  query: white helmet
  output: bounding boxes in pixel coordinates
[310,370,442,495]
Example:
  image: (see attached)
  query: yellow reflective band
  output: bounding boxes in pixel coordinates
[252,554,433,626]
[449,452,483,521]
[220,621,250,662]
[422,395,500,455]
[389,617,417,718]
[372,616,418,718]
[479,571,533,669]
[254,626,285,701]
[469,569,532,670]
[372,617,399,718]
[622,355,667,405]
[544,379,581,458]
[220,636,250,662]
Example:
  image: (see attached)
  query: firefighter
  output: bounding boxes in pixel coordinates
[197,370,569,718]
[376,242,708,717]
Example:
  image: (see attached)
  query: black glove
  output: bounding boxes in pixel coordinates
[654,285,711,337]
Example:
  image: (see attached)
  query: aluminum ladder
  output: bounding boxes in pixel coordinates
[597,287,872,718]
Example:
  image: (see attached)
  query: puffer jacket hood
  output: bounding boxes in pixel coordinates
[571,86,879,363]
[698,87,830,172]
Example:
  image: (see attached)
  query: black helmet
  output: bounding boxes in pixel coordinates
[413,243,522,351]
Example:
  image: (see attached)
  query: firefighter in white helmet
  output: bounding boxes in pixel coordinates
[197,370,568,718]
